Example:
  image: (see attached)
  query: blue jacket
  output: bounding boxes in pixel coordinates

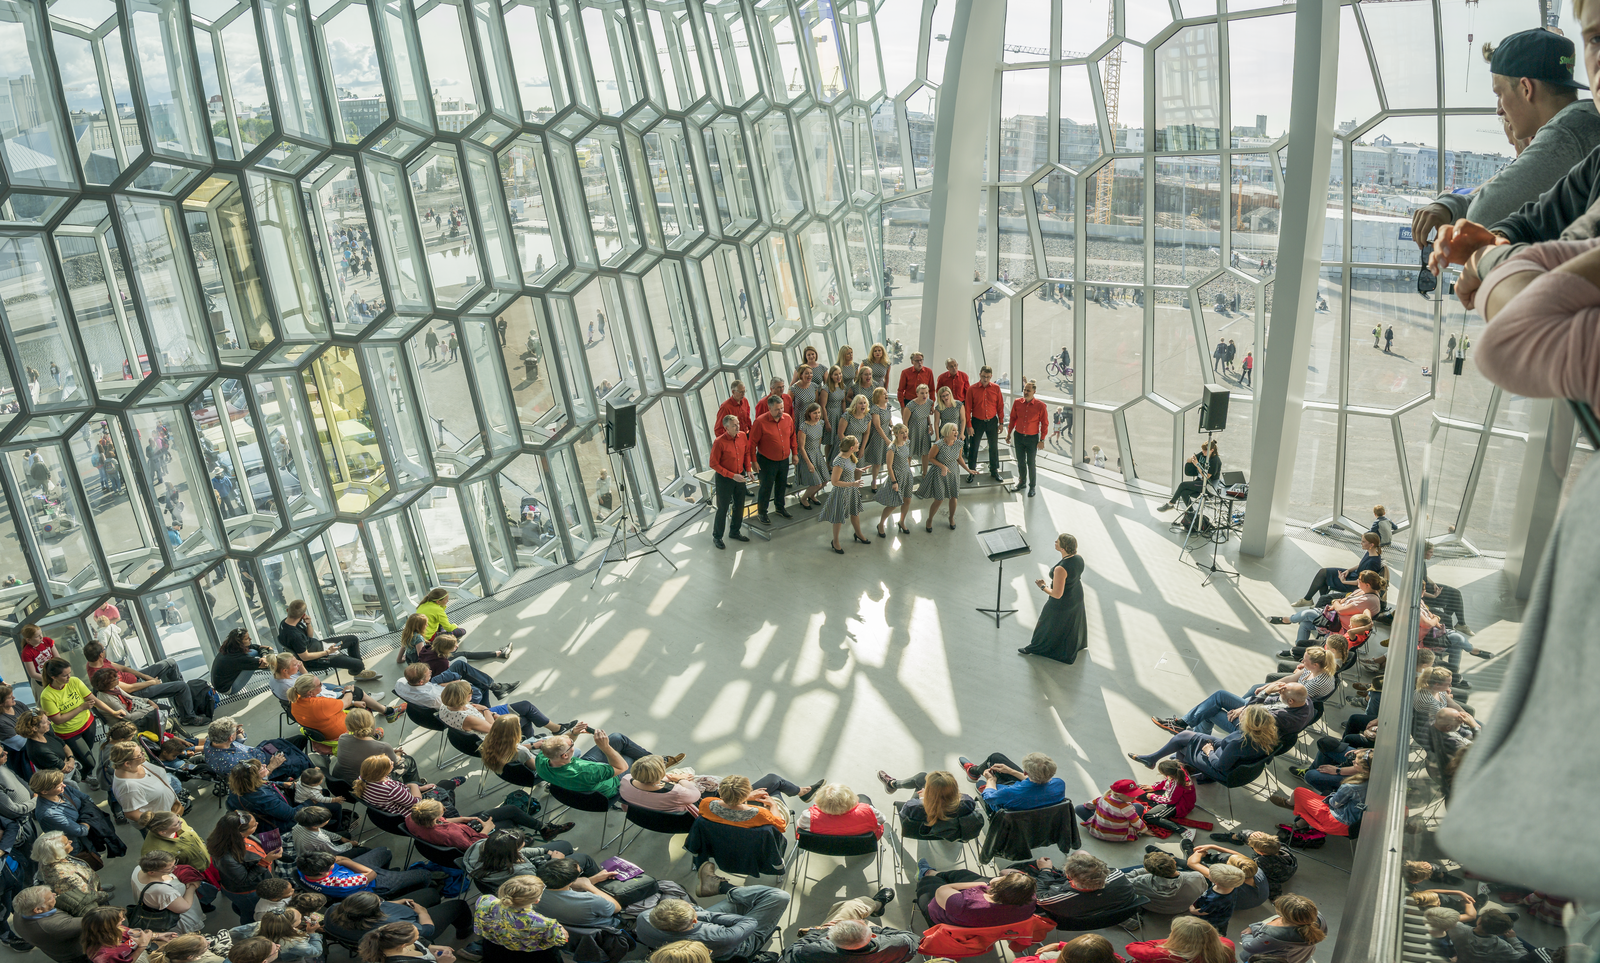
[229,782,303,832]
[36,782,97,839]
[1325,781,1367,828]
[979,776,1066,812]
[1182,729,1271,782]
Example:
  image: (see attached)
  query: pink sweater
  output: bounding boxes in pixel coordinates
[1082,791,1147,842]
[1477,238,1600,411]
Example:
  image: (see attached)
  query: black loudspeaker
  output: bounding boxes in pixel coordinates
[606,403,637,451]
[1199,384,1230,433]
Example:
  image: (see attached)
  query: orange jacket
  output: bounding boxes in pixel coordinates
[916,915,1056,959]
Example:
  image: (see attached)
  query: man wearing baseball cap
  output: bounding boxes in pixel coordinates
[1429,3,1600,307]
[1413,28,1600,270]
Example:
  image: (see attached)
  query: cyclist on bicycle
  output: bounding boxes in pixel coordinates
[1055,346,1071,373]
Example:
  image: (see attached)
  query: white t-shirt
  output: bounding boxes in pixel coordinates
[114,767,177,816]
[394,679,443,709]
[132,870,206,932]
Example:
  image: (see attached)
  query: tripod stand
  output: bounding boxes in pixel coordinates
[1174,431,1239,586]
[591,429,679,588]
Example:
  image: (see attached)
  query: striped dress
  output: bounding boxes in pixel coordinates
[790,382,822,423]
[819,456,864,522]
[796,419,827,487]
[874,444,911,507]
[917,440,963,499]
[903,397,935,458]
[863,403,892,464]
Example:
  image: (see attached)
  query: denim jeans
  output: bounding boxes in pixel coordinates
[432,670,487,704]
[1182,689,1248,735]
[1290,608,1325,643]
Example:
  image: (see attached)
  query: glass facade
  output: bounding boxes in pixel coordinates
[0,0,887,674]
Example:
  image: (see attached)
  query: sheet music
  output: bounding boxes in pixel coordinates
[979,525,1029,559]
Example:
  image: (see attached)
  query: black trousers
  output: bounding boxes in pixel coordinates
[1169,479,1204,506]
[756,454,789,517]
[307,634,366,673]
[1428,585,1467,626]
[1013,432,1040,488]
[752,773,804,797]
[967,417,1000,475]
[713,475,745,539]
[916,869,986,919]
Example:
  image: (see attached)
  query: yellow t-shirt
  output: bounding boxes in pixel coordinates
[40,677,94,737]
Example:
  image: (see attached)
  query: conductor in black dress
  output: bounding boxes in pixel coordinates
[1157,439,1220,512]
[1018,533,1087,663]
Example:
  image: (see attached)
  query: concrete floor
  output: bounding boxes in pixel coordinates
[75,461,1523,961]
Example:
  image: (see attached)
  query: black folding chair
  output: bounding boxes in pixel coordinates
[402,702,456,762]
[546,784,617,848]
[413,838,465,869]
[898,807,984,875]
[445,729,491,797]
[1054,896,1150,934]
[363,806,416,865]
[611,806,699,856]
[786,829,886,892]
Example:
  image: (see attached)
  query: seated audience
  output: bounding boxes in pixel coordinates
[1187,863,1246,935]
[295,850,434,901]
[33,829,114,915]
[1271,572,1385,644]
[1152,683,1311,741]
[532,725,681,799]
[1131,760,1196,835]
[355,922,452,963]
[775,892,912,963]
[132,850,208,934]
[395,663,485,710]
[698,773,820,832]
[1291,531,1387,608]
[1130,706,1280,784]
[958,751,1066,811]
[619,754,706,814]
[635,889,794,961]
[1248,649,1337,705]
[913,860,1037,926]
[227,756,342,833]
[81,905,154,963]
[109,742,180,828]
[85,654,204,730]
[202,717,311,781]
[33,769,123,861]
[16,710,79,779]
[324,890,474,947]
[1014,936,1125,963]
[1420,542,1473,635]
[532,857,624,928]
[207,811,279,921]
[415,587,476,647]
[436,680,565,741]
[292,805,389,863]
[293,766,343,807]
[797,783,886,838]
[332,709,420,786]
[231,905,322,962]
[1203,831,1298,900]
[1182,847,1267,912]
[405,797,563,850]
[1124,915,1236,962]
[1417,601,1494,675]
[417,634,513,702]
[472,876,568,963]
[1272,749,1369,838]
[464,829,597,894]
[10,886,84,963]
[1125,851,1206,916]
[1235,895,1326,962]
[251,878,295,918]
[874,769,978,839]
[1026,852,1140,928]
[288,673,367,741]
[276,598,376,680]
[270,653,393,718]
[353,754,468,817]
[1077,779,1150,842]
[212,628,273,695]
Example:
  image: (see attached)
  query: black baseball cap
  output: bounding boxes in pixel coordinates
[1490,28,1589,90]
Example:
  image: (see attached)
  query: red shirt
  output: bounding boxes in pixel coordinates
[897,365,934,405]
[713,397,752,437]
[756,393,793,422]
[1008,397,1049,436]
[936,369,970,403]
[710,433,748,480]
[967,381,1003,421]
[22,638,57,678]
[1124,937,1234,962]
[749,412,795,462]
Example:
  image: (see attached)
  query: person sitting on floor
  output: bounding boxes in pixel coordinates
[1131,760,1197,836]
[958,751,1067,812]
[1235,894,1326,961]
[532,725,681,800]
[796,783,887,838]
[1125,850,1207,917]
[1420,541,1473,635]
[913,859,1038,927]
[1077,779,1152,842]
[1026,852,1140,928]
[635,888,795,961]
[1124,914,1236,963]
[1131,706,1281,784]
[1181,846,1268,913]
[1290,531,1387,609]
[778,903,916,963]
[416,634,515,702]
[1153,682,1313,741]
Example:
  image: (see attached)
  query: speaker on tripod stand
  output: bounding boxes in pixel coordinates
[589,403,679,587]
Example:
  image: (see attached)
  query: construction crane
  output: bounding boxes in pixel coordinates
[1094,2,1120,224]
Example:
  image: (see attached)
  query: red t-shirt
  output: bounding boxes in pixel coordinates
[22,638,57,678]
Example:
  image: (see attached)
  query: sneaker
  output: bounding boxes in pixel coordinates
[551,720,581,736]
[958,756,980,782]
[1209,831,1242,843]
[456,943,484,961]
[662,753,686,768]
[1151,716,1187,735]
[1291,598,1313,608]
[877,770,898,794]
[1277,650,1294,659]
[870,888,895,917]
[917,858,935,878]
[1181,828,1197,842]
[354,669,382,681]
[1454,678,1472,690]
[1470,648,1493,659]
[446,776,468,789]
[964,474,976,483]
[1289,766,1309,780]
[1143,844,1166,854]
[697,859,727,897]
[539,821,576,841]
[383,706,400,723]
[1455,624,1475,636]
[1268,792,1294,810]
[1180,836,1195,856]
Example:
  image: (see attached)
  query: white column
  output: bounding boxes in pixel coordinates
[1240,0,1339,558]
[917,0,1002,366]
[1504,400,1576,599]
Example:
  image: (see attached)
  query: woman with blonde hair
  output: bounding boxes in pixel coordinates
[697,773,824,831]
[288,672,360,742]
[475,875,569,962]
[902,382,935,467]
[619,753,709,814]
[1130,705,1279,784]
[865,343,891,391]
[835,345,858,386]
[1018,533,1087,664]
[794,402,829,509]
[872,769,977,833]
[1235,894,1326,962]
[917,421,968,531]
[1124,914,1236,961]
[33,829,113,914]
[822,365,847,459]
[820,435,870,553]
[147,933,225,963]
[1252,645,1337,702]
[436,679,567,740]
[873,422,914,536]
[650,943,713,963]
[331,706,419,785]
[934,383,967,444]
[270,651,392,716]
[862,386,893,490]
[247,906,323,962]
[798,783,887,838]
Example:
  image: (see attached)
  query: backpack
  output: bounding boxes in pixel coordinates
[187,678,220,719]
[1276,822,1326,849]
[502,789,542,818]
[413,860,469,897]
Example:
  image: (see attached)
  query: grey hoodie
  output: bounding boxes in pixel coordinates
[0,763,36,821]
[1124,868,1206,915]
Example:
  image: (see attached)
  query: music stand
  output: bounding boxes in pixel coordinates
[976,526,1031,627]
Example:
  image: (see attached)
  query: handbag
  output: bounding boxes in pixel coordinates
[598,873,659,909]
[126,880,183,931]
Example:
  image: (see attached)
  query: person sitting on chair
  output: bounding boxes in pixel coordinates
[228,756,342,834]
[532,725,681,800]
[211,628,272,696]
[393,662,485,710]
[619,754,708,815]
[1420,542,1474,635]
[873,770,978,839]
[1157,440,1219,512]
[405,797,567,850]
[775,891,911,963]
[435,680,568,742]
[913,860,1037,926]
[416,634,515,701]
[1152,682,1314,740]
[277,599,378,681]
[1272,572,1386,645]
[957,751,1066,812]
[635,889,795,961]
[1130,705,1281,784]
[532,857,625,928]
[796,783,887,838]
[1290,531,1386,608]
[269,654,395,719]
[1023,852,1140,929]
[202,717,310,781]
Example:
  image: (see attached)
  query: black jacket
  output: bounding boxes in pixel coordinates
[1481,144,1600,278]
[684,818,787,877]
[213,644,268,693]
[979,799,1081,864]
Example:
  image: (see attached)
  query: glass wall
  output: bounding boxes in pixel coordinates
[1,0,884,662]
